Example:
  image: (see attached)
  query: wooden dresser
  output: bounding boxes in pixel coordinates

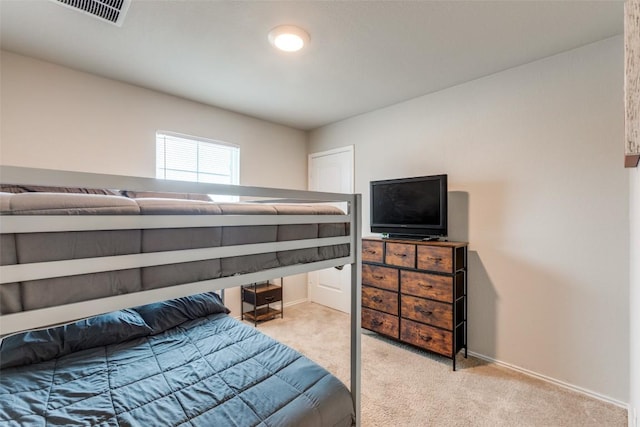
[361,237,468,370]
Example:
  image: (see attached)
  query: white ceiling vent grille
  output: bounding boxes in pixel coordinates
[52,0,131,26]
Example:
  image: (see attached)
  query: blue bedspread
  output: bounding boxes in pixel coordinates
[0,294,354,426]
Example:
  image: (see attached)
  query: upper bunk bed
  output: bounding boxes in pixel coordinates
[0,165,362,427]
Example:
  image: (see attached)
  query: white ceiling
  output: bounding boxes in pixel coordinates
[0,0,624,130]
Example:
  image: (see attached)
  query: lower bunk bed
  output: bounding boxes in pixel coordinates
[0,166,363,427]
[1,293,354,426]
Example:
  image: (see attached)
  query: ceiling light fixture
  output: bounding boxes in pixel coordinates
[268,25,310,52]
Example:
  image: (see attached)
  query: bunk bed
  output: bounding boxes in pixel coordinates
[0,165,362,427]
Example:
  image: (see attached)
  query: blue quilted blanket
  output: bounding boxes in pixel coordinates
[0,294,354,426]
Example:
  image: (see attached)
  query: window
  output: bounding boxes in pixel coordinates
[156,132,239,202]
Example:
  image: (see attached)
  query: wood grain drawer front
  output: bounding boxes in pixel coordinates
[401,270,453,303]
[401,318,452,357]
[401,295,452,330]
[362,264,398,291]
[385,243,415,268]
[362,240,384,263]
[362,285,398,315]
[243,285,282,306]
[362,307,399,338]
[417,246,453,273]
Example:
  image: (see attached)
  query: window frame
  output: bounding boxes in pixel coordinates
[155,131,240,201]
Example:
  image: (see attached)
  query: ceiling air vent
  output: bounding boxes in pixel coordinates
[52,0,131,26]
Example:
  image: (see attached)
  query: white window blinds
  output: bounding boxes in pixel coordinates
[156,132,240,201]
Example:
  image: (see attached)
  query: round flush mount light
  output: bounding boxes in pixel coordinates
[268,25,310,52]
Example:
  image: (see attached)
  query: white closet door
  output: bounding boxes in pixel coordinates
[308,146,354,313]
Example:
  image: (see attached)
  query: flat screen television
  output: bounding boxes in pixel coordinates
[370,174,447,239]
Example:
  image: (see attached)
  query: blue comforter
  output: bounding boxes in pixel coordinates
[0,294,354,426]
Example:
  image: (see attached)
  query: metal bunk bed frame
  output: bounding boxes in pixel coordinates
[0,165,362,426]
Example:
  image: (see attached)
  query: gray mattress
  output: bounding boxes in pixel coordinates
[0,192,349,314]
[0,293,354,426]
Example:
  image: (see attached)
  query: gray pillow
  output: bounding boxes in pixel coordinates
[0,309,152,369]
[0,184,117,195]
[133,292,229,334]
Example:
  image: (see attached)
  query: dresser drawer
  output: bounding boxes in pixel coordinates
[401,295,451,329]
[363,285,398,315]
[362,307,399,338]
[401,270,453,303]
[401,318,452,357]
[385,242,415,268]
[362,240,384,263]
[417,246,453,273]
[363,264,398,291]
[242,284,282,306]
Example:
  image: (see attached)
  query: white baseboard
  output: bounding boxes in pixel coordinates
[467,351,628,411]
[283,298,308,308]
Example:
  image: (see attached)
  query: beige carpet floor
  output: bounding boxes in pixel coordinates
[253,302,627,427]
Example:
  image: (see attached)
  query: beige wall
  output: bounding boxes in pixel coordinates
[627,2,640,420]
[0,50,309,316]
[631,166,639,427]
[310,36,629,403]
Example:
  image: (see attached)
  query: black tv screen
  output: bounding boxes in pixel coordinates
[370,174,447,238]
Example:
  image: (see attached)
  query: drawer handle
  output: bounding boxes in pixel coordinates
[264,296,275,302]
[394,253,407,258]
[372,319,383,326]
[417,308,433,316]
[428,257,443,262]
[419,334,433,342]
[372,296,383,303]
[373,275,385,280]
[365,249,378,254]
[419,283,433,289]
